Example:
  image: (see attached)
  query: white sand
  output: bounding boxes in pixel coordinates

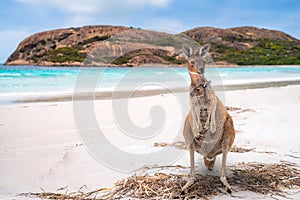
[0,85,300,199]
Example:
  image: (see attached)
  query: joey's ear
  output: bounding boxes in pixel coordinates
[182,44,193,59]
[203,80,211,88]
[199,43,210,57]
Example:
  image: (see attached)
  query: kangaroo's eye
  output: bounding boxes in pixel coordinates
[191,61,195,65]
[197,88,201,91]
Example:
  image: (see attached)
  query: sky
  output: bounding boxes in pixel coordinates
[0,0,300,63]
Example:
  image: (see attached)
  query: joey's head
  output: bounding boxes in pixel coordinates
[190,80,211,97]
[183,44,210,75]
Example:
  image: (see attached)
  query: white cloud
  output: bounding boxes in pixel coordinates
[16,0,99,14]
[0,30,30,63]
[126,0,171,7]
[143,18,185,33]
[15,0,173,30]
[15,0,171,14]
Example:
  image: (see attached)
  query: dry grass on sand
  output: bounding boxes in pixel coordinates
[23,161,300,200]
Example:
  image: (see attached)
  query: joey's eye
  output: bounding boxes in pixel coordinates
[197,88,201,91]
[191,61,195,65]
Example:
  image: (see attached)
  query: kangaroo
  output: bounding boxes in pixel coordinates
[182,44,236,194]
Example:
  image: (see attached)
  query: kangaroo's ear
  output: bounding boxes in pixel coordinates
[182,44,193,59]
[199,43,210,57]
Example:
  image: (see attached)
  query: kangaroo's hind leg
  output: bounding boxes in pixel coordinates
[182,115,196,192]
[220,115,236,194]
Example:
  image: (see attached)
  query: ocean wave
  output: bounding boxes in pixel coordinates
[223,77,300,85]
[1,66,300,103]
[0,73,22,77]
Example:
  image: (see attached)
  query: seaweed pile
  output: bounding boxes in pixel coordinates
[24,161,300,199]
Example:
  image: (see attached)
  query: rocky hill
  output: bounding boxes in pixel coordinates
[184,26,300,65]
[5,25,300,66]
[5,25,130,66]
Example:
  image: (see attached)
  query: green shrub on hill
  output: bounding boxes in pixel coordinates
[160,55,185,64]
[215,39,300,65]
[113,56,131,65]
[44,47,86,63]
[78,35,110,46]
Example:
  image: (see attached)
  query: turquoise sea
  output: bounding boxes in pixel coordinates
[1,65,300,104]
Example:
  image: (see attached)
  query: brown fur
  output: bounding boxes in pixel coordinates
[182,44,236,193]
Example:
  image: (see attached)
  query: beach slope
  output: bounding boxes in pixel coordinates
[0,85,300,199]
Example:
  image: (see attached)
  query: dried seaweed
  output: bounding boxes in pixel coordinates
[226,106,255,113]
[154,142,254,153]
[22,187,111,200]
[230,145,255,153]
[226,106,242,111]
[154,141,186,150]
[231,162,300,195]
[23,161,300,200]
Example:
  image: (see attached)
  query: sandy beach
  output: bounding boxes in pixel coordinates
[1,84,300,199]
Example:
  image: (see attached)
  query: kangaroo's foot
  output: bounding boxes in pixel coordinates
[204,156,216,170]
[181,178,195,194]
[220,176,232,194]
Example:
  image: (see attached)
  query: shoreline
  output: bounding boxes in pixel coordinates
[2,63,300,68]
[12,79,300,104]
